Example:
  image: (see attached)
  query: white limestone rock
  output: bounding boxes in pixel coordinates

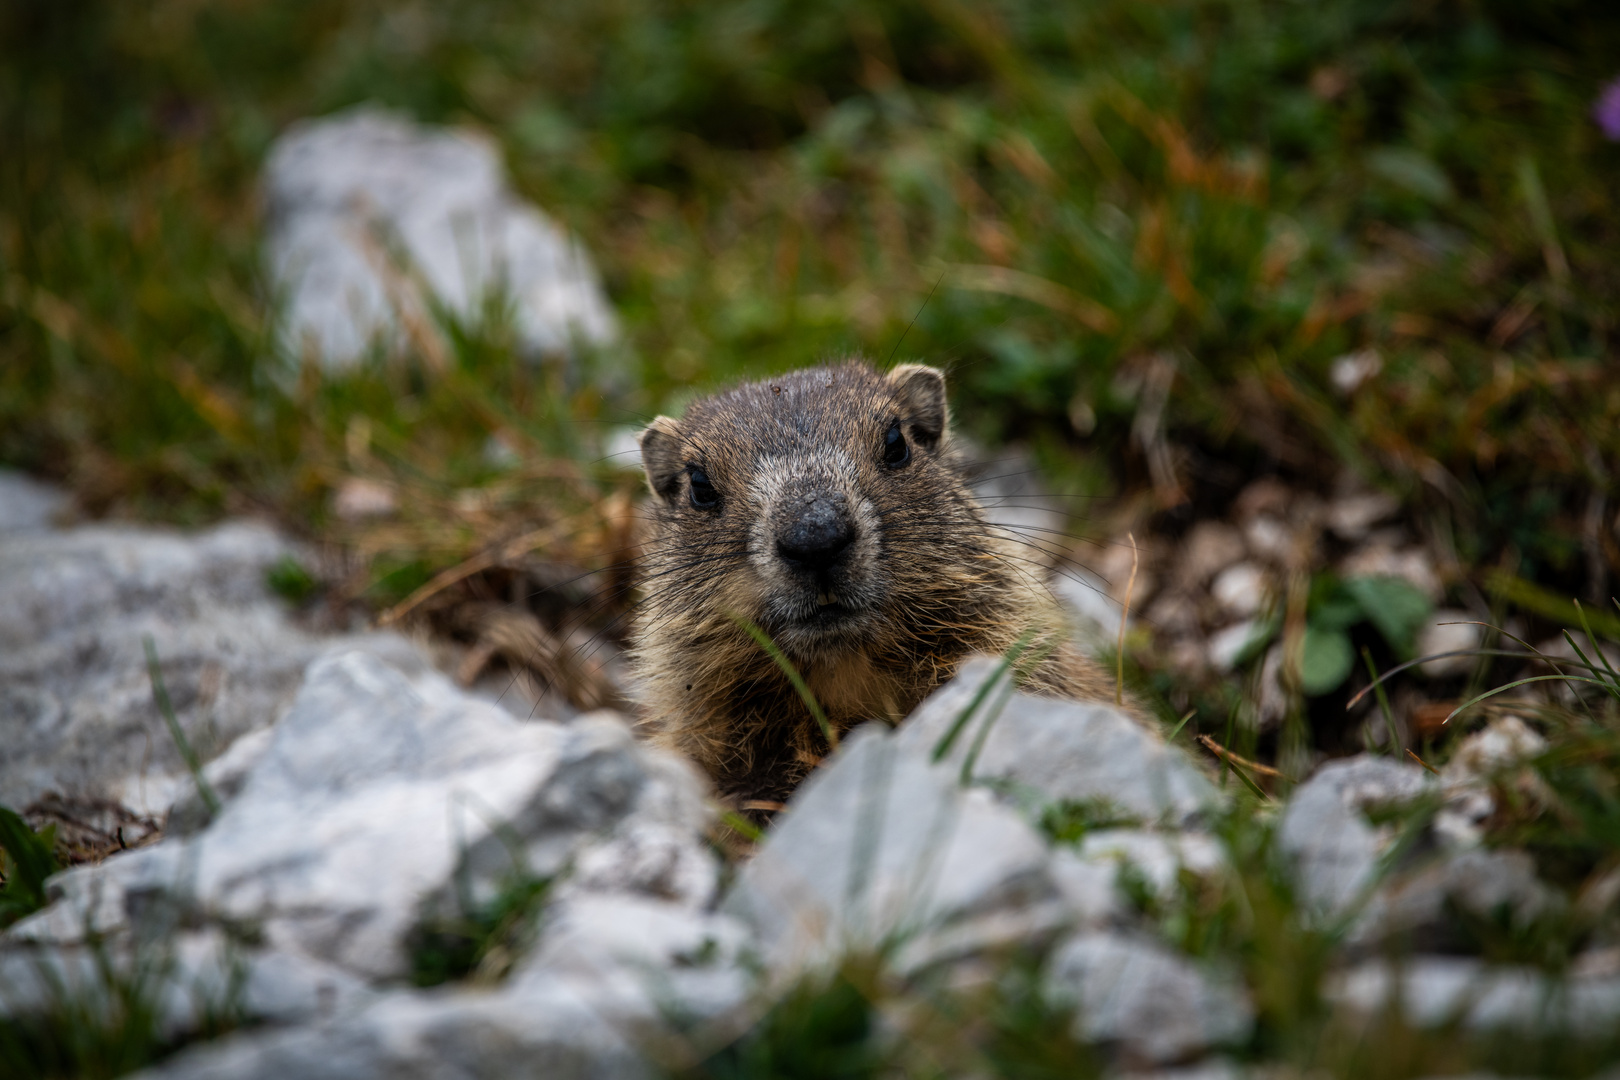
[127,982,655,1080]
[1174,521,1246,589]
[0,927,373,1038]
[0,468,67,534]
[725,724,1069,978]
[1074,829,1227,902]
[1328,957,1620,1038]
[9,650,717,974]
[1277,755,1435,921]
[1434,716,1549,849]
[1326,490,1399,540]
[0,514,424,816]
[1369,847,1565,948]
[264,106,617,368]
[896,658,1222,826]
[1045,931,1253,1064]
[1210,562,1266,619]
[1415,609,1484,676]
[509,893,754,1028]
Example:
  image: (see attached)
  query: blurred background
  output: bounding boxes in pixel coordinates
[3,0,1619,763]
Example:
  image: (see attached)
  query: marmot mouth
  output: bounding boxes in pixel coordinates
[775,597,863,634]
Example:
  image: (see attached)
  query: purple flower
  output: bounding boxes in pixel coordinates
[1595,77,1620,141]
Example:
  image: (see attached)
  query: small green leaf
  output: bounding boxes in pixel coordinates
[1343,576,1432,656]
[1300,625,1355,696]
[266,556,318,604]
[0,805,59,928]
[1310,593,1363,631]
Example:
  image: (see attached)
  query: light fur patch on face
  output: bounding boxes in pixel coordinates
[746,450,887,639]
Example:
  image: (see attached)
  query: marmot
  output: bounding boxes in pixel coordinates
[630,360,1121,806]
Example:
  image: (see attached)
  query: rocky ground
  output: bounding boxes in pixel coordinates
[4,465,1618,1079]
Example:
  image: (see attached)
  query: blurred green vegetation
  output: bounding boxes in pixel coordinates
[3,0,1618,592]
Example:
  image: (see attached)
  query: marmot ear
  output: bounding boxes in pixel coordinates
[638,416,686,501]
[887,364,949,447]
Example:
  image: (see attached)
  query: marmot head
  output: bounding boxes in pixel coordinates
[636,361,982,663]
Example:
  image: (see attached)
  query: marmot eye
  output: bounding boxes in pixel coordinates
[688,467,720,509]
[882,421,910,468]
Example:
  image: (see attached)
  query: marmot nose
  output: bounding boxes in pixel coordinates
[776,492,854,572]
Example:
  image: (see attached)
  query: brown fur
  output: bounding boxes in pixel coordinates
[630,360,1122,805]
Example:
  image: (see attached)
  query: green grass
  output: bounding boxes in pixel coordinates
[0,931,247,1080]
[0,806,58,931]
[3,1,1620,1075]
[4,1,1617,582]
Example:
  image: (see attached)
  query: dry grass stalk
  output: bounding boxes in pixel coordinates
[1196,734,1286,781]
[1115,531,1138,706]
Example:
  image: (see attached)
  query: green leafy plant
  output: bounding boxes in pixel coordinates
[0,806,58,930]
[408,866,555,987]
[1036,798,1137,847]
[1239,574,1432,697]
[265,555,319,604]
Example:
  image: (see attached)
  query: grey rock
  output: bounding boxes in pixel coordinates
[896,657,1221,826]
[264,105,616,368]
[1075,830,1227,902]
[510,893,753,1027]
[725,724,1067,977]
[1210,562,1266,619]
[1328,957,1620,1037]
[1433,717,1549,849]
[0,515,422,815]
[1242,516,1291,562]
[1444,716,1548,782]
[1175,522,1246,589]
[12,651,716,983]
[166,725,276,837]
[178,649,574,979]
[0,928,371,1038]
[128,983,653,1080]
[1325,490,1399,540]
[131,898,749,1080]
[1415,609,1484,677]
[1047,849,1129,929]
[1278,755,1435,920]
[1370,848,1563,947]
[1045,931,1253,1064]
[1207,619,1261,673]
[1328,348,1382,396]
[8,842,191,945]
[1338,545,1442,602]
[0,468,67,534]
[180,652,712,981]
[7,646,724,1073]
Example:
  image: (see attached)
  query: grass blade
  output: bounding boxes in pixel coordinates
[143,634,220,818]
[932,629,1037,763]
[731,615,837,751]
[1166,708,1196,742]
[1574,600,1620,695]
[1361,646,1402,755]
[1443,674,1612,725]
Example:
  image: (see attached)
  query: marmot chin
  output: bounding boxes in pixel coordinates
[631,360,1121,807]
